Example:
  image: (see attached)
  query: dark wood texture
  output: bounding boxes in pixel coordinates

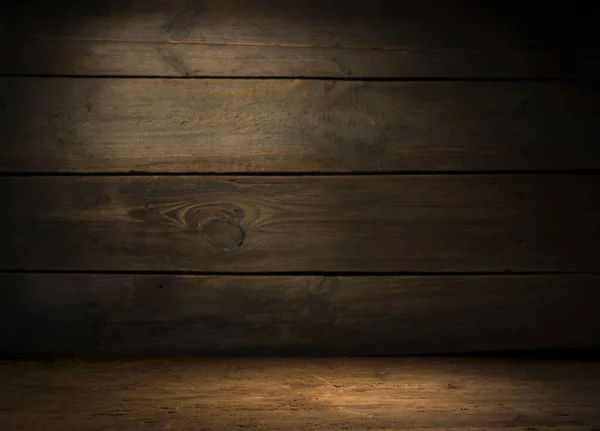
[5,36,598,79]
[1,274,599,357]
[2,0,599,78]
[2,358,600,430]
[2,0,599,360]
[1,78,599,173]
[1,175,598,272]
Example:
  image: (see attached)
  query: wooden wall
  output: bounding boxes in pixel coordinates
[1,0,599,357]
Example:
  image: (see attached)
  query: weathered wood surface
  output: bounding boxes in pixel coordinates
[1,274,599,357]
[1,357,600,430]
[2,0,599,77]
[1,175,598,272]
[5,0,598,50]
[1,78,599,173]
[5,36,597,79]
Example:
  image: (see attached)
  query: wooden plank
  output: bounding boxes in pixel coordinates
[1,358,600,430]
[4,38,597,79]
[1,78,599,173]
[0,175,598,272]
[2,0,598,78]
[1,274,599,357]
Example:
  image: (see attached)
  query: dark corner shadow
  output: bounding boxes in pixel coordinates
[368,347,600,361]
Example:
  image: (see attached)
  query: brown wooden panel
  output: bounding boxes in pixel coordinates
[2,0,598,77]
[1,78,599,173]
[4,38,596,79]
[2,358,600,430]
[1,274,598,357]
[0,175,598,272]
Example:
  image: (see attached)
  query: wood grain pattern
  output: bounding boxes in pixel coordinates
[1,358,600,430]
[1,175,598,272]
[2,0,599,77]
[5,38,597,79]
[1,274,599,357]
[1,78,599,173]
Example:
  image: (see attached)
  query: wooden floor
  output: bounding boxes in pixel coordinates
[1,357,599,430]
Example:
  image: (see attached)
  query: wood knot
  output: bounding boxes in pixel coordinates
[201,219,245,250]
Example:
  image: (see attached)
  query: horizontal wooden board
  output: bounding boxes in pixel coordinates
[2,358,600,430]
[4,38,598,79]
[0,175,598,272]
[1,79,599,173]
[6,0,597,48]
[1,274,599,357]
[2,0,599,77]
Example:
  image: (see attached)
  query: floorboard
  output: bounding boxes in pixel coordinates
[1,357,599,430]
